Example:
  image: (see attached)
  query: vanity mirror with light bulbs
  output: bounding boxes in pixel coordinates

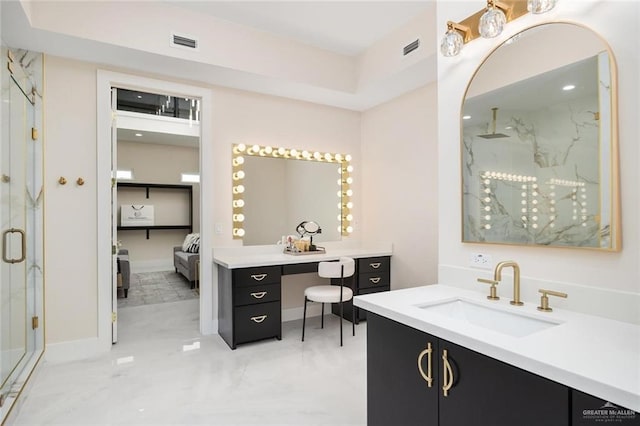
[461,23,620,250]
[231,143,354,246]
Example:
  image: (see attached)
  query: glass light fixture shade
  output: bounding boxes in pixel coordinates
[479,6,506,38]
[440,29,464,57]
[527,0,557,14]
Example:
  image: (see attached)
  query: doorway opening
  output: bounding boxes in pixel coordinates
[114,88,201,332]
[97,71,214,351]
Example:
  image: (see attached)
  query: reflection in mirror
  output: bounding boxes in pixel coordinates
[461,23,620,250]
[231,144,353,245]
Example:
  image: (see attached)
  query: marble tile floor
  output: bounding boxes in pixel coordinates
[12,299,367,425]
[118,271,199,308]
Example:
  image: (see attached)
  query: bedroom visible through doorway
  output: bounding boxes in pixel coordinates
[113,88,201,341]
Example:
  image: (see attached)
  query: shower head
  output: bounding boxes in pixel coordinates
[477,107,510,139]
[478,132,509,139]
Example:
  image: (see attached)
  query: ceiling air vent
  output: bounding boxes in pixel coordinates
[171,33,199,50]
[403,39,420,56]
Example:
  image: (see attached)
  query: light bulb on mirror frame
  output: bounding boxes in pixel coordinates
[479,0,506,39]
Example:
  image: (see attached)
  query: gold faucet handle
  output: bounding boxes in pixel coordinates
[477,278,499,300]
[537,289,568,312]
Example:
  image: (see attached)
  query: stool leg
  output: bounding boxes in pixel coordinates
[302,296,308,342]
[352,304,355,336]
[339,300,344,347]
[321,303,324,329]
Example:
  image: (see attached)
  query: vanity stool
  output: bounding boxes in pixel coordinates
[302,257,356,346]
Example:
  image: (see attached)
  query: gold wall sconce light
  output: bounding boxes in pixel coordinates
[440,0,558,57]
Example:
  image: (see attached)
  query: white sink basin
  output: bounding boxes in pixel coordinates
[417,298,562,338]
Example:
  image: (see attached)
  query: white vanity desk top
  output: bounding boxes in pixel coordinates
[354,284,640,412]
[213,241,392,269]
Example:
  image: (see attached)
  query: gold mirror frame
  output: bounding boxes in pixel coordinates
[231,143,354,241]
[460,22,620,251]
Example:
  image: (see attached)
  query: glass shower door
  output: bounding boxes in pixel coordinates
[0,46,43,422]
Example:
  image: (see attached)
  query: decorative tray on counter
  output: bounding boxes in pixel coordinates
[283,247,326,256]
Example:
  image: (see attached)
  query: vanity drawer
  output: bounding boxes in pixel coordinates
[234,301,281,344]
[234,283,280,307]
[358,257,390,274]
[354,286,390,322]
[233,266,281,287]
[358,271,390,290]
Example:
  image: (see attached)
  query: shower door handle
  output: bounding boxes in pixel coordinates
[2,228,26,264]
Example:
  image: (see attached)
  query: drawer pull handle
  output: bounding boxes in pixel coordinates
[250,315,267,323]
[369,262,381,269]
[250,291,267,299]
[250,273,267,281]
[369,277,381,284]
[442,349,454,397]
[417,342,433,388]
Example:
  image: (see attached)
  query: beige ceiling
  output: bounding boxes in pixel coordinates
[164,1,434,55]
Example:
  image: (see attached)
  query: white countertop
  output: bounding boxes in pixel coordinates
[213,242,392,269]
[354,284,640,412]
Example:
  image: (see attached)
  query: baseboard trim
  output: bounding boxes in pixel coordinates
[44,337,109,364]
[282,305,322,322]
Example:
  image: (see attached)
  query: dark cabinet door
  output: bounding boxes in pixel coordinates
[438,339,569,426]
[367,313,439,426]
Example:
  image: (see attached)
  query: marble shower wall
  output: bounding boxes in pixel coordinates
[462,93,606,247]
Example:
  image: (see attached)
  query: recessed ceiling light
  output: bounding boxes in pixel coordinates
[562,85,576,91]
[137,95,142,99]
[463,115,472,120]
[135,133,143,137]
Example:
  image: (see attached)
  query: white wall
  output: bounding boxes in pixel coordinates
[361,83,439,289]
[44,56,99,343]
[44,55,361,347]
[437,0,640,324]
[210,86,361,248]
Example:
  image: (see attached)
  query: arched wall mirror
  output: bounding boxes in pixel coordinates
[231,144,354,245]
[461,23,620,250]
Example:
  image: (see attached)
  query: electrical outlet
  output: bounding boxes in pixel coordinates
[214,223,223,235]
[470,253,492,269]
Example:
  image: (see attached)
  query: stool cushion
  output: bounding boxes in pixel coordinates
[304,285,353,303]
[318,257,355,279]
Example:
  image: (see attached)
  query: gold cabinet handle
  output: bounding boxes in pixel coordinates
[442,349,454,397]
[250,315,267,323]
[417,342,433,388]
[2,228,26,264]
[369,277,381,284]
[250,291,267,299]
[250,273,267,281]
[537,289,568,312]
[369,262,381,269]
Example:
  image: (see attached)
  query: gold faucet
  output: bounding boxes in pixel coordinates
[494,260,523,306]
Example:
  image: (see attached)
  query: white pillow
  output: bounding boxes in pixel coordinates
[182,233,200,253]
